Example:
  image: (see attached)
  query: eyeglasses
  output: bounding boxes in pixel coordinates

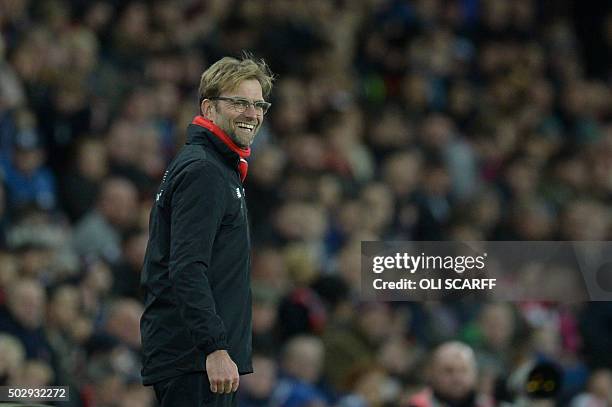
[209,96,272,115]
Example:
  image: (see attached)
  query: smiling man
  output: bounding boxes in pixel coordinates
[140,54,274,407]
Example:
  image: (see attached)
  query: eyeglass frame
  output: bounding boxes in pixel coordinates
[207,96,272,115]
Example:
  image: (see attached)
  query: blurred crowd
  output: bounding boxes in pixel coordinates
[0,0,611,406]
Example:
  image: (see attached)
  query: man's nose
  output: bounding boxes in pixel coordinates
[243,103,259,118]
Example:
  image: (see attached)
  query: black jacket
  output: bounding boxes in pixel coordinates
[140,121,252,385]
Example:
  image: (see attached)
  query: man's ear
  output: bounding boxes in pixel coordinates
[201,99,215,119]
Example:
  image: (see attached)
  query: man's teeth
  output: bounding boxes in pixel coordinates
[236,122,255,131]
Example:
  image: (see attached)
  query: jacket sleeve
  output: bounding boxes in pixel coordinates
[168,160,229,355]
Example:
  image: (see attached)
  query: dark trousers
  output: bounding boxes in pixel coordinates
[153,372,237,407]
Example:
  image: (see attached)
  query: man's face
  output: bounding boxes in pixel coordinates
[205,79,265,148]
[9,282,45,330]
[14,149,44,175]
[431,350,477,401]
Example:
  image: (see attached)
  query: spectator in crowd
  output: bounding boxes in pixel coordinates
[46,284,85,388]
[276,335,329,407]
[251,283,281,355]
[406,341,493,407]
[238,353,279,407]
[0,333,25,385]
[110,227,147,300]
[570,369,612,407]
[103,298,143,351]
[323,302,393,392]
[0,250,18,300]
[338,365,399,407]
[462,303,519,389]
[13,359,54,388]
[79,259,113,325]
[0,278,53,363]
[105,119,158,196]
[0,112,56,213]
[59,137,108,223]
[72,176,139,263]
[83,354,128,407]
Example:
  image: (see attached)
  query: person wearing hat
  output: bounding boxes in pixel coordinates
[0,123,56,212]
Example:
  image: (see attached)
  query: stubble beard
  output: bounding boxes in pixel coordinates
[229,129,253,148]
[228,123,258,148]
[214,112,258,148]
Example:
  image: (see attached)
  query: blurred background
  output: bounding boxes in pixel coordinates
[0,0,611,406]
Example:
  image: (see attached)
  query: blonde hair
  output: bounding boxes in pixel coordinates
[198,53,275,104]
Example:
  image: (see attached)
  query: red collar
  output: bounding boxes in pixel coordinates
[191,115,250,183]
[191,115,251,159]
